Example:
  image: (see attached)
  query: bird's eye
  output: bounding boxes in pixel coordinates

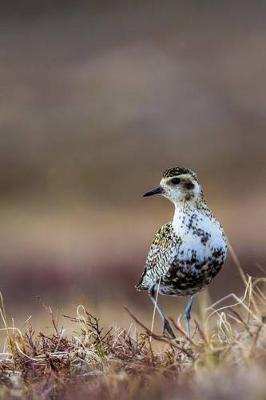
[171,177,180,185]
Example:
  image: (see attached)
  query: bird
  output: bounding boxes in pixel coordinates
[135,167,227,338]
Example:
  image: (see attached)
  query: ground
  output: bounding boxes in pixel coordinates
[0,269,265,400]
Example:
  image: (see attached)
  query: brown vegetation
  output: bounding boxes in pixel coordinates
[0,267,265,400]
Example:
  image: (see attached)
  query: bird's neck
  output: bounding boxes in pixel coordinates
[172,199,210,235]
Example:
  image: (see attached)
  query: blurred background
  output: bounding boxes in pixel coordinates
[0,0,266,329]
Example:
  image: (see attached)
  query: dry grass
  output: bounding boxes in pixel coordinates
[0,264,265,399]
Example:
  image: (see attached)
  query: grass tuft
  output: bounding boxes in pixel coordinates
[0,267,265,399]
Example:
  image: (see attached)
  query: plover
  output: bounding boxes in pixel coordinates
[136,167,227,338]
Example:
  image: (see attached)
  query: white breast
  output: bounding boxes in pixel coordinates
[172,206,227,263]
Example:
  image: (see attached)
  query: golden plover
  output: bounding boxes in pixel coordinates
[136,167,227,338]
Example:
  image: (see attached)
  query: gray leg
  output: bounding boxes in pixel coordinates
[184,295,195,338]
[148,286,175,339]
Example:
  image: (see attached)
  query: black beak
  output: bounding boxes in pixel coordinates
[143,186,164,197]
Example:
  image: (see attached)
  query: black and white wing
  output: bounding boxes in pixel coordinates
[135,223,181,290]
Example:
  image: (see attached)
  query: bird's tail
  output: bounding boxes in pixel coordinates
[135,280,147,291]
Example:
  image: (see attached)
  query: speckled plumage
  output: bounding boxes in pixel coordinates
[162,166,198,180]
[136,167,227,299]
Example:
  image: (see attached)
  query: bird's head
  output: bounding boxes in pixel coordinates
[143,167,203,205]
